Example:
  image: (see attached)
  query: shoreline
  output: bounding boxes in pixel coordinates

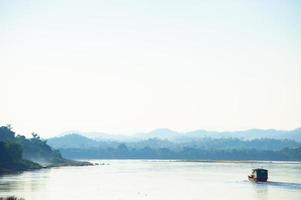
[0,160,93,176]
[67,158,301,163]
[172,160,301,164]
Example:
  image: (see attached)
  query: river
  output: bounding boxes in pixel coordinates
[1,160,301,200]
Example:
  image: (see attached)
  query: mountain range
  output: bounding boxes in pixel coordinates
[54,127,301,142]
[46,128,301,160]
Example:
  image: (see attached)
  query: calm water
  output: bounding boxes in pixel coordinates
[0,160,301,200]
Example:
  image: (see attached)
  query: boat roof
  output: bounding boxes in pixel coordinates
[252,168,268,171]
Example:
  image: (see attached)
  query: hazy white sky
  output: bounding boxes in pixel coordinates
[1,0,301,137]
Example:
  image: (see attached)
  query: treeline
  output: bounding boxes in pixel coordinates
[128,137,301,151]
[48,134,301,151]
[58,144,301,161]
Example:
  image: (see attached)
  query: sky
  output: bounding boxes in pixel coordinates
[0,0,301,137]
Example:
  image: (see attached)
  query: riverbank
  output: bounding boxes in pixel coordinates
[44,158,93,168]
[0,160,41,174]
[0,159,93,175]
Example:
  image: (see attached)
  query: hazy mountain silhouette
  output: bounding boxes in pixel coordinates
[185,128,301,141]
[46,133,301,161]
[58,130,133,141]
[55,127,301,142]
[47,134,101,149]
[135,128,180,140]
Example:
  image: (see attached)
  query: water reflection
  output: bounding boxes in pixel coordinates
[253,183,268,200]
[266,181,301,191]
[246,181,301,200]
[240,180,301,191]
[0,169,50,193]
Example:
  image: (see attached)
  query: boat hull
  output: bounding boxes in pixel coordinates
[248,176,268,182]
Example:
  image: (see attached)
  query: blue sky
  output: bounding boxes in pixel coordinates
[0,0,300,136]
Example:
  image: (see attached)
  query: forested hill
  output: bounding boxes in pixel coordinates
[48,134,301,161]
[0,140,41,173]
[48,134,301,151]
[0,126,41,173]
[0,125,90,174]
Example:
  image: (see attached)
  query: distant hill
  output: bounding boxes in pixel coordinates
[58,130,133,142]
[47,134,120,149]
[47,134,100,149]
[47,128,301,161]
[55,128,301,142]
[185,128,301,141]
[47,133,301,151]
[135,128,180,140]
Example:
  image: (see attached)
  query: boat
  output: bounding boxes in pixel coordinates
[248,168,268,182]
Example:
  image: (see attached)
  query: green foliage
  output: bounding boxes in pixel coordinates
[0,125,73,173]
[0,140,41,174]
[0,125,15,142]
[0,125,93,173]
[15,135,65,165]
[0,141,22,163]
[0,125,67,165]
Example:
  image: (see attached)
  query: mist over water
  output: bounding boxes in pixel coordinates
[0,160,301,200]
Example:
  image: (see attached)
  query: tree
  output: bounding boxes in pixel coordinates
[31,132,40,140]
[0,126,15,142]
